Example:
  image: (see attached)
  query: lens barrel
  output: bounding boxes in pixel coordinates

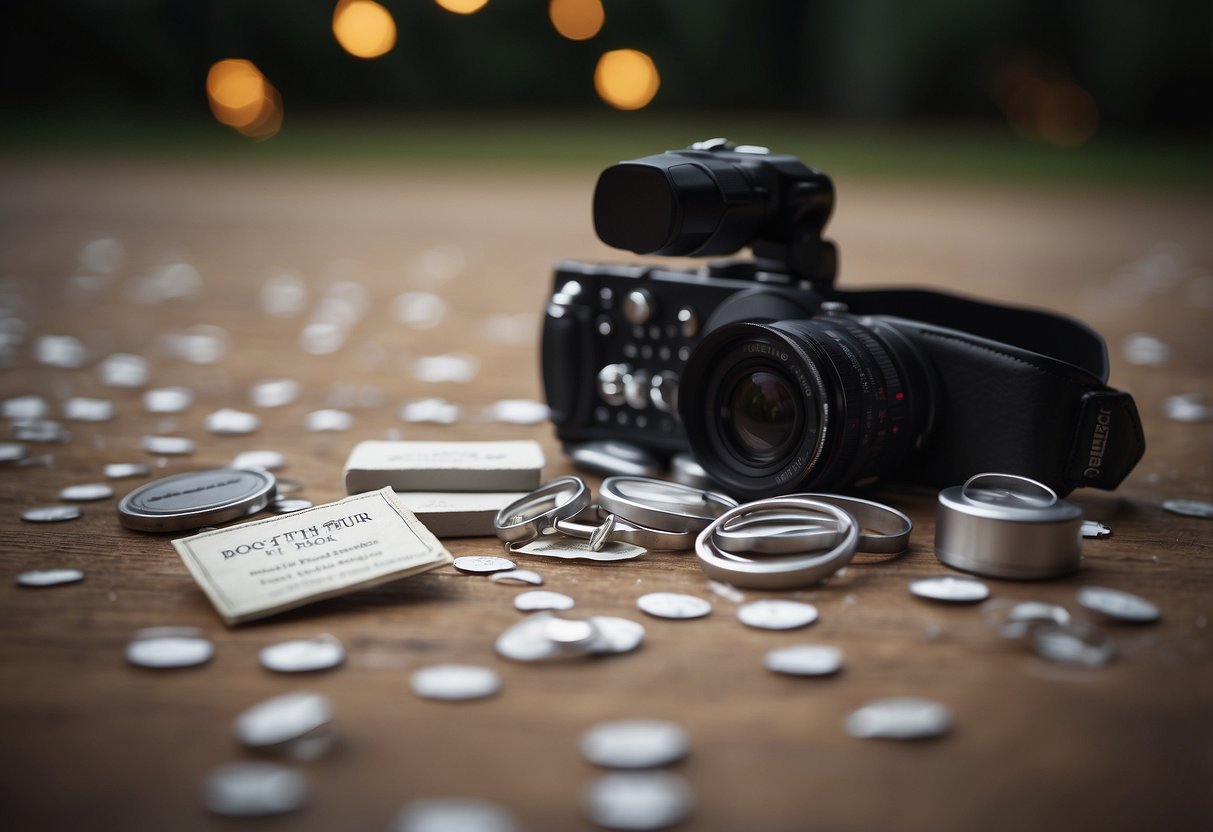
[680,316,924,499]
[593,152,771,257]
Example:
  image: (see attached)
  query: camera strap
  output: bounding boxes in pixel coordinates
[829,288,1110,379]
[831,288,1146,492]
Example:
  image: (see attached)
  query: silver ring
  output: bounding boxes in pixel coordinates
[712,509,848,555]
[696,498,859,589]
[554,507,698,550]
[599,476,737,533]
[494,476,590,543]
[960,472,1058,511]
[789,493,913,554]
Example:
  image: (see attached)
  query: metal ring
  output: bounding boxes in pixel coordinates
[712,509,848,555]
[494,476,590,543]
[696,498,859,589]
[961,472,1057,510]
[554,508,698,550]
[599,476,738,534]
[789,493,913,554]
[936,473,1081,580]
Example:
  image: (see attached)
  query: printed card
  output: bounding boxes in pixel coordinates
[173,487,452,625]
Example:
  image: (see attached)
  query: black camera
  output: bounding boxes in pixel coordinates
[542,139,1145,500]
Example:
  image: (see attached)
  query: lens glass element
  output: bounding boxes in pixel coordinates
[722,369,802,463]
[681,318,922,500]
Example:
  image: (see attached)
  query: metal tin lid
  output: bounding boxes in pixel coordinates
[117,468,277,532]
[934,473,1082,580]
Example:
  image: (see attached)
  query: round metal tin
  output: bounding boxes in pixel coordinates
[117,468,277,532]
[934,473,1082,580]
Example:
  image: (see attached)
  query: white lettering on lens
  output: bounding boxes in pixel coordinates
[742,343,788,361]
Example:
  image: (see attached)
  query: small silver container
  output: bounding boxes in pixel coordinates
[118,468,277,532]
[935,473,1082,580]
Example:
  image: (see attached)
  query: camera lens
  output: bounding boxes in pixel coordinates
[679,317,926,499]
[722,368,802,463]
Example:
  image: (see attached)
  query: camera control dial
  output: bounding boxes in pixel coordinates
[623,289,655,325]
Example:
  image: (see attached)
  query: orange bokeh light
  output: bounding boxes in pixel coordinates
[333,0,397,59]
[207,60,267,128]
[206,59,282,140]
[594,49,660,111]
[241,87,285,141]
[434,0,489,14]
[549,0,604,41]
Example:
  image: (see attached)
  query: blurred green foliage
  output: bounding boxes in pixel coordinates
[3,0,1208,132]
[2,112,1207,192]
[2,1,1208,188]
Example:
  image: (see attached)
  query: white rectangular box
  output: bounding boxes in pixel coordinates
[344,440,544,494]
[391,491,528,538]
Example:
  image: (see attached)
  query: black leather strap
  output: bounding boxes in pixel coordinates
[829,288,1144,493]
[830,288,1110,381]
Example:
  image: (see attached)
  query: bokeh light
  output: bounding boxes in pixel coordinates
[206,59,283,140]
[434,0,489,15]
[549,0,604,41]
[241,86,285,141]
[333,0,397,60]
[594,49,660,111]
[206,60,266,128]
[991,57,1099,148]
[1034,82,1099,148]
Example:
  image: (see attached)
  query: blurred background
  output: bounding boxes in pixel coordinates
[1,0,1209,185]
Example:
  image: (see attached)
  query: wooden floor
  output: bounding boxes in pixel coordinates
[0,158,1210,831]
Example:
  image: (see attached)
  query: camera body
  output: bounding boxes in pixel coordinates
[543,258,815,455]
[542,141,1145,499]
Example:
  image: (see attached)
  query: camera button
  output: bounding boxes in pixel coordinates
[677,306,699,338]
[624,370,652,410]
[597,363,629,407]
[651,372,679,412]
[623,289,655,325]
